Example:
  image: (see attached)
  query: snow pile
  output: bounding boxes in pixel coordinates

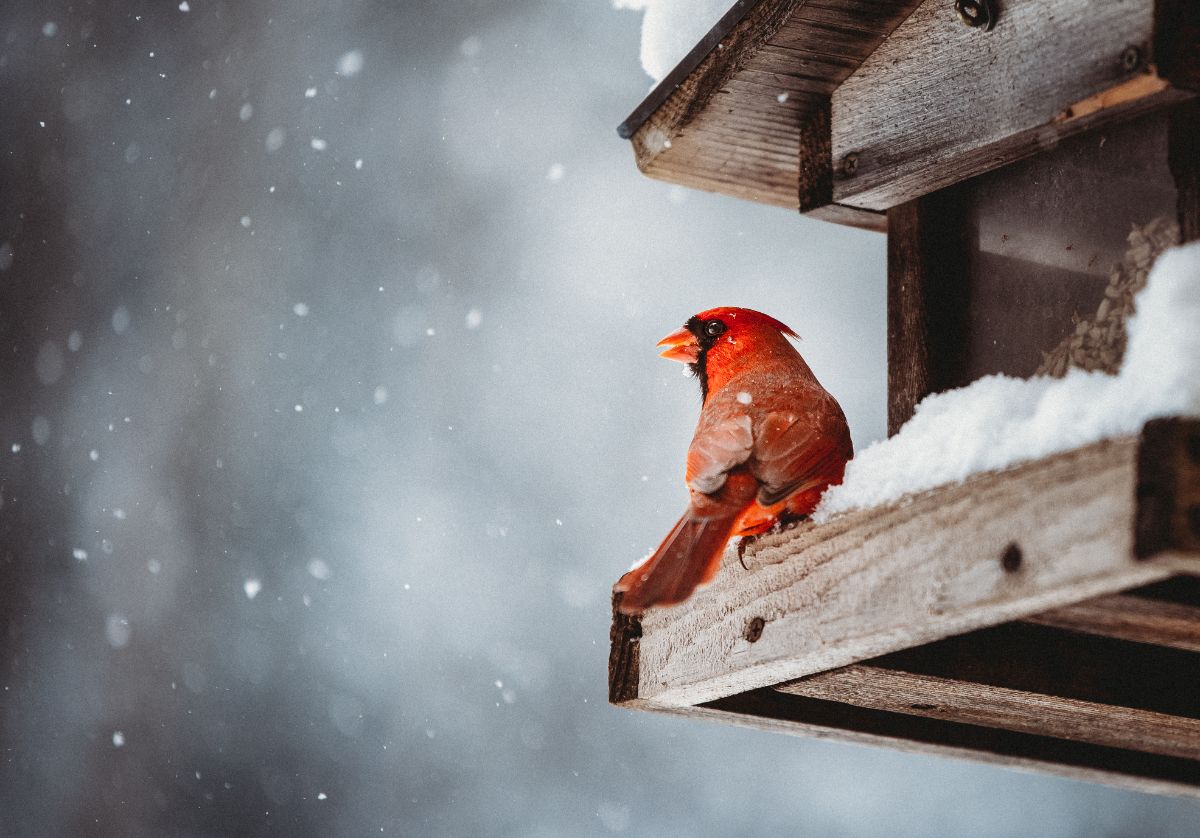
[816,240,1200,518]
[614,0,733,82]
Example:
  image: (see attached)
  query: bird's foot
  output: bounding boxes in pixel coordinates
[737,514,811,568]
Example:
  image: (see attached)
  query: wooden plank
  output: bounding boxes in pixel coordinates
[692,690,1200,797]
[1156,0,1200,93]
[1138,417,1200,559]
[624,0,921,218]
[831,0,1190,211]
[804,202,886,232]
[1169,101,1200,243]
[612,433,1178,710]
[857,619,1200,716]
[885,202,927,435]
[780,665,1200,760]
[797,99,831,213]
[885,196,969,434]
[1025,594,1200,653]
[608,595,642,704]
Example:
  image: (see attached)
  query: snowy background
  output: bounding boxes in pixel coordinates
[1,1,1198,836]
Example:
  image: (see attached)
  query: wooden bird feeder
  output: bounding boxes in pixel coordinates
[609,0,1200,795]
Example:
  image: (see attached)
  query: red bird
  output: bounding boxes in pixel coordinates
[615,307,852,615]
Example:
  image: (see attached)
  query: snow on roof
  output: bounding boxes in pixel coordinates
[817,239,1200,518]
[614,0,733,81]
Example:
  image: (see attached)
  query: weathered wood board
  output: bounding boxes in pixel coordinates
[622,0,921,228]
[1139,417,1200,560]
[615,578,1200,797]
[619,0,1198,223]
[831,0,1192,210]
[609,420,1200,794]
[1024,593,1200,652]
[695,687,1200,798]
[612,434,1178,709]
[781,664,1200,760]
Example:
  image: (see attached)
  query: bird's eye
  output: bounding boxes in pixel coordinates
[703,319,726,338]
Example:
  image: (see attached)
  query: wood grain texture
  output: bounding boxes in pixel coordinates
[608,594,642,704]
[626,0,921,217]
[698,689,1200,798]
[1024,594,1200,652]
[780,665,1200,759]
[1169,101,1200,243]
[797,99,831,212]
[885,196,970,434]
[831,0,1187,211]
[620,0,1195,220]
[621,435,1176,709]
[803,202,886,231]
[885,202,927,435]
[1137,418,1200,559]
[856,620,1200,717]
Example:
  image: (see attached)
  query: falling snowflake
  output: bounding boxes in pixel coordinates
[337,49,364,78]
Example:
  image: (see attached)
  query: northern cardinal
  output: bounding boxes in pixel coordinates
[615,307,852,615]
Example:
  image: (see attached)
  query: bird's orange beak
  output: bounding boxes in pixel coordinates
[657,326,699,364]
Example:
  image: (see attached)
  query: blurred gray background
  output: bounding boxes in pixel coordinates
[1,1,1197,836]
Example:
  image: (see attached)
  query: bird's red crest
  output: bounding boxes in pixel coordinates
[693,307,799,339]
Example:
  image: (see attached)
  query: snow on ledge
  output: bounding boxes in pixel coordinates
[614,0,733,82]
[816,239,1200,519]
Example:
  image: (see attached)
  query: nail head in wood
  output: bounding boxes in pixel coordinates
[745,616,766,643]
[1121,45,1144,73]
[1001,543,1023,573]
[954,0,995,32]
[841,153,860,178]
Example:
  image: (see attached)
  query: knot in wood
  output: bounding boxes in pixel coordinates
[744,616,766,643]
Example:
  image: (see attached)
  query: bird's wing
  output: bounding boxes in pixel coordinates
[751,407,850,507]
[684,413,754,496]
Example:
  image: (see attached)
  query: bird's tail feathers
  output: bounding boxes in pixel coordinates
[614,508,739,615]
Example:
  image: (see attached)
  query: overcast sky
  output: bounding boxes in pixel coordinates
[0,1,1197,836]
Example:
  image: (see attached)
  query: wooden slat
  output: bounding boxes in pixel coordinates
[611,433,1180,710]
[779,665,1200,760]
[1170,101,1200,243]
[860,620,1200,716]
[608,597,642,704]
[885,196,970,434]
[804,201,886,232]
[797,100,831,213]
[1025,593,1200,652]
[831,0,1191,211]
[1156,0,1200,94]
[884,201,925,434]
[1138,417,1200,559]
[696,690,1200,798]
[624,0,920,222]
